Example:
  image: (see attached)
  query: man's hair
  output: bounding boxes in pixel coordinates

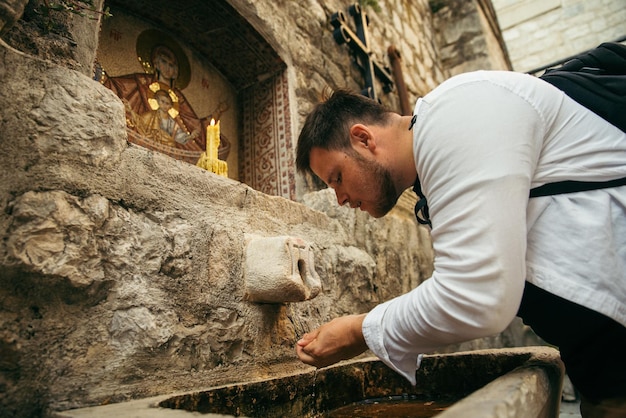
[296,88,390,175]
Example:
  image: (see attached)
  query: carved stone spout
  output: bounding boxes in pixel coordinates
[0,0,27,37]
[244,235,321,303]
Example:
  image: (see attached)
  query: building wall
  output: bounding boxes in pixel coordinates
[432,0,512,76]
[492,0,626,72]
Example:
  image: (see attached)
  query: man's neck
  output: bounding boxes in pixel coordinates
[392,114,419,192]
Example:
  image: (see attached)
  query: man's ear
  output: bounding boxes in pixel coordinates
[349,124,376,151]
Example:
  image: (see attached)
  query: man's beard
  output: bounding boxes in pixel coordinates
[353,152,399,218]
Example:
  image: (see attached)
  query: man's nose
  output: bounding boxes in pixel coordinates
[334,188,348,206]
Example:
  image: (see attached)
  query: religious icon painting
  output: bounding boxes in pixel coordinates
[101,28,230,165]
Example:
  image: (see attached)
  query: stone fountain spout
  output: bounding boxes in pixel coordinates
[244,235,321,303]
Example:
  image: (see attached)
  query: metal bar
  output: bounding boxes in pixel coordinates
[331,3,394,100]
[388,45,411,115]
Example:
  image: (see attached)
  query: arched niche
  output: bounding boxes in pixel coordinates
[97,0,295,199]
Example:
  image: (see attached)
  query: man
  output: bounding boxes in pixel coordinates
[295,70,626,417]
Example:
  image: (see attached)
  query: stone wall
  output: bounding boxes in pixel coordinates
[491,0,626,72]
[0,1,524,416]
[431,0,512,75]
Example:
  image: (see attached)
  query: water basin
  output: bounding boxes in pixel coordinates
[56,347,564,418]
[326,396,453,417]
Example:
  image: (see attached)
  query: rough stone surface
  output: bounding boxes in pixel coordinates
[432,0,512,76]
[2,0,104,76]
[0,1,535,417]
[0,0,28,36]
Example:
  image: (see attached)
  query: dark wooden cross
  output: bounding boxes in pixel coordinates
[331,3,394,101]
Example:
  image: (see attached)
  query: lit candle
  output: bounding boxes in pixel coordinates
[197,118,227,177]
[206,118,220,160]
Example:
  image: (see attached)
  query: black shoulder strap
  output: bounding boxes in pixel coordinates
[540,42,626,132]
[532,42,626,198]
[413,177,431,227]
[530,177,626,198]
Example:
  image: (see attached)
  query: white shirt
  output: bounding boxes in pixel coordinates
[362,70,626,384]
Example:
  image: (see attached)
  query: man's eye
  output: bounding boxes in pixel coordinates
[336,174,342,184]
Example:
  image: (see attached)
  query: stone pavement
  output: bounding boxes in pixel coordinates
[560,400,582,418]
[559,374,582,417]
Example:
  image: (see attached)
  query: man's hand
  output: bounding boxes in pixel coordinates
[296,314,368,368]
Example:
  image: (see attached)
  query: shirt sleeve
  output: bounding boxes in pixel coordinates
[362,72,549,384]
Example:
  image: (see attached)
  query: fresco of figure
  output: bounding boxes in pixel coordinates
[103,34,229,161]
[136,87,200,146]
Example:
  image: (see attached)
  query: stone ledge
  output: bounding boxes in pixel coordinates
[55,347,563,418]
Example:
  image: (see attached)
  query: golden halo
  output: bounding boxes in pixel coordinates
[147,82,180,119]
[136,29,191,90]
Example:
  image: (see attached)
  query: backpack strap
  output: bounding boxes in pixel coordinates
[530,177,626,198]
[413,177,431,227]
[533,42,626,197]
[540,42,626,132]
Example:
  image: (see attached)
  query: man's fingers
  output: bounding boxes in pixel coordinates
[297,334,318,356]
[295,315,367,369]
[296,340,319,366]
[297,329,319,346]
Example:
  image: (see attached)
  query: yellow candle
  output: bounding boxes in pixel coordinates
[206,118,220,160]
[198,118,227,177]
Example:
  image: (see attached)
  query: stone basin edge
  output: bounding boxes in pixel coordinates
[53,346,564,418]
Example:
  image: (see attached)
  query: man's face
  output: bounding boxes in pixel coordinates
[309,146,399,218]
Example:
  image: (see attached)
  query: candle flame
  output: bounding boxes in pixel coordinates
[210,118,215,126]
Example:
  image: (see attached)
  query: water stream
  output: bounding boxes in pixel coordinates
[287,303,309,341]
